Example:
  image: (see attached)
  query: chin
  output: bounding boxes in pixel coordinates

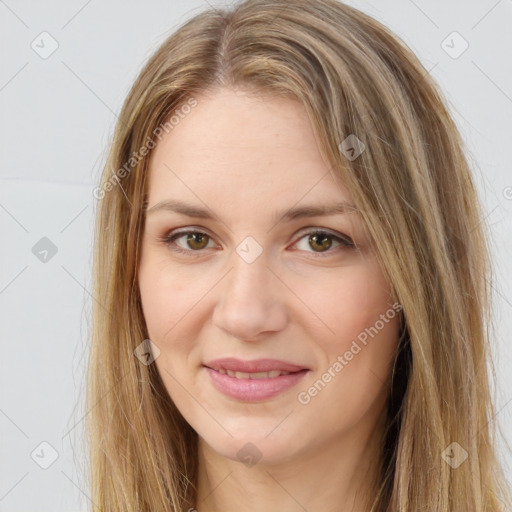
[200,427,304,468]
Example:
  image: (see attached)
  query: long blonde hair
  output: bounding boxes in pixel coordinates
[85,0,512,510]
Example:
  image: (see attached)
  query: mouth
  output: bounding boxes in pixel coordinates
[202,358,310,402]
[208,368,301,379]
[203,357,310,374]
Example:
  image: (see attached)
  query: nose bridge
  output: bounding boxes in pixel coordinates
[212,240,287,339]
[227,241,274,307]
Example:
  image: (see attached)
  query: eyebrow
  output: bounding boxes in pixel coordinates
[144,198,359,223]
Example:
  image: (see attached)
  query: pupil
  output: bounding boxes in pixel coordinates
[188,233,208,249]
[310,233,331,252]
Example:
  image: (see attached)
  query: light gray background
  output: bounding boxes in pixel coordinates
[0,0,511,510]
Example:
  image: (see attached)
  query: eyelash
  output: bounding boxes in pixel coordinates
[158,227,355,257]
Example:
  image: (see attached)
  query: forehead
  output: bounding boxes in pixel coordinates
[145,87,353,210]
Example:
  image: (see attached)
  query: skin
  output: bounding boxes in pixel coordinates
[138,87,400,512]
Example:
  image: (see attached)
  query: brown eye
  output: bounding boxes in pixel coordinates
[308,233,333,252]
[293,229,354,255]
[185,232,210,250]
[162,230,215,253]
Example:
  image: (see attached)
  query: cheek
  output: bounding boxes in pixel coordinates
[301,291,399,430]
[304,260,393,341]
[307,256,399,391]
[138,261,199,392]
[137,254,214,386]
[138,254,193,344]
[138,265,173,340]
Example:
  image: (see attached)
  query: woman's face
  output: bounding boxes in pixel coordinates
[138,87,400,465]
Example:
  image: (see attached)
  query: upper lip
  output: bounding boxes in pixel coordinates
[203,358,309,373]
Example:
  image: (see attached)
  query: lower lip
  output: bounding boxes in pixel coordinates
[204,367,309,402]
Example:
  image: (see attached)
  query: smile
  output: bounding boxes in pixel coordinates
[204,366,309,402]
[215,369,292,379]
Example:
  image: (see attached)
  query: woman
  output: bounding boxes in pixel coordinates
[86,0,512,510]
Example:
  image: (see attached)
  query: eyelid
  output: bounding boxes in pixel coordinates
[160,225,355,255]
[292,226,354,247]
[163,227,219,251]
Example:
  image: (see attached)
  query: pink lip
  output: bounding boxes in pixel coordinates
[202,358,310,402]
[205,367,309,402]
[203,357,308,373]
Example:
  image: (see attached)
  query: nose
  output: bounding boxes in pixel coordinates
[211,249,288,341]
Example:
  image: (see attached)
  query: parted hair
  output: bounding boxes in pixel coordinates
[85,1,512,510]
